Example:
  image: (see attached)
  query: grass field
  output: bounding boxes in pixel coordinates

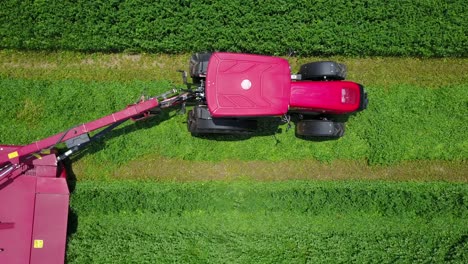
[65,180,468,263]
[0,50,467,181]
[0,50,467,262]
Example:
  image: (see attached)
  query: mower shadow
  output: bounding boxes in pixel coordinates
[63,159,78,264]
[61,111,175,262]
[68,110,172,163]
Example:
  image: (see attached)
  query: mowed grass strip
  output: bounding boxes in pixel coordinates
[1,50,467,88]
[66,180,468,263]
[76,158,468,183]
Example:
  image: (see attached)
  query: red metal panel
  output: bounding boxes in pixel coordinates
[0,176,36,264]
[32,154,57,167]
[36,177,69,195]
[32,155,59,178]
[1,146,68,264]
[289,81,362,114]
[206,52,291,117]
[30,178,69,264]
[0,145,20,154]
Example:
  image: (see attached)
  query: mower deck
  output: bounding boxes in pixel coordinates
[0,146,69,264]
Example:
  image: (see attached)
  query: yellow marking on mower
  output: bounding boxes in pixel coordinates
[33,239,43,248]
[8,151,19,159]
[32,153,42,159]
[41,149,51,155]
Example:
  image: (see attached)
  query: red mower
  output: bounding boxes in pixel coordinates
[0,52,367,263]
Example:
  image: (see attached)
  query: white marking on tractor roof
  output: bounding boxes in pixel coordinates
[241,79,252,90]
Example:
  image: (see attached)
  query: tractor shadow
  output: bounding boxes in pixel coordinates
[64,99,363,160]
[194,113,357,142]
[62,109,359,163]
[188,113,356,142]
[189,116,293,142]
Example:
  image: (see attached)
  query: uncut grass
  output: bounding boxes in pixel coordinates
[66,180,468,263]
[67,213,466,263]
[70,180,468,217]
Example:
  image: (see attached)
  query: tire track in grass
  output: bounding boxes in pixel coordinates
[73,156,467,182]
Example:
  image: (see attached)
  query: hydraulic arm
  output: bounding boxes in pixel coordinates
[0,88,191,181]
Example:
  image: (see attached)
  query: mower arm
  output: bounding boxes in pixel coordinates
[0,98,159,171]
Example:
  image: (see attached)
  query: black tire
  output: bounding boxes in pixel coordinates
[298,61,347,81]
[295,119,345,138]
[187,108,198,133]
[189,53,212,83]
[187,106,257,135]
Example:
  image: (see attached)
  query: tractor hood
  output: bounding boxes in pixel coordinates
[205,52,291,117]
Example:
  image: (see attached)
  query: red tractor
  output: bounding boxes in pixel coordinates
[0,52,367,263]
[186,52,367,137]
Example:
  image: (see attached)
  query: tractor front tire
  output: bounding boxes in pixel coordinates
[298,61,347,81]
[295,119,345,138]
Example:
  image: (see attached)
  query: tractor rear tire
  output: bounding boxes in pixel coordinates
[187,106,257,135]
[298,61,347,81]
[189,53,212,83]
[295,119,345,138]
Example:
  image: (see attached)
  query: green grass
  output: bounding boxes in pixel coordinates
[1,51,466,262]
[66,180,468,263]
[1,79,466,166]
[1,1,466,56]
[1,51,467,180]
